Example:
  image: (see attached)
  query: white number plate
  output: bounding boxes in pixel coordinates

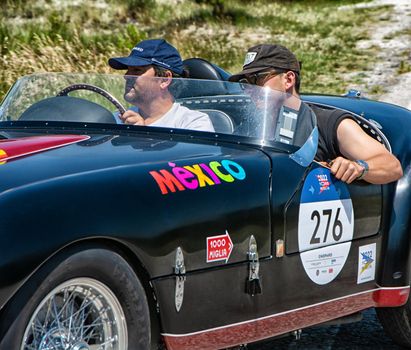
[298,167,354,285]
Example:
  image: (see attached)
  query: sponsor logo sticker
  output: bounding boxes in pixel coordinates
[317,174,330,193]
[149,159,246,195]
[357,243,376,284]
[207,230,233,263]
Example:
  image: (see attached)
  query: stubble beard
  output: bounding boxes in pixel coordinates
[124,85,146,105]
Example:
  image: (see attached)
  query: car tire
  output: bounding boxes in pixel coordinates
[1,248,150,350]
[376,300,411,347]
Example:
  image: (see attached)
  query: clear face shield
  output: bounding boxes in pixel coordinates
[232,83,318,166]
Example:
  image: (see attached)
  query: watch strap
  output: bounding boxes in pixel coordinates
[355,159,369,180]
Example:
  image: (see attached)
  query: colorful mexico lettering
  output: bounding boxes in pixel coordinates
[149,159,246,195]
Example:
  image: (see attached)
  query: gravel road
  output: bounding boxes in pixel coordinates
[344,0,411,110]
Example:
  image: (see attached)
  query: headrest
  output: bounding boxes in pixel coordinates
[180,58,229,98]
[183,58,224,80]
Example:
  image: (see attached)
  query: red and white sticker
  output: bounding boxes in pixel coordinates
[207,230,233,263]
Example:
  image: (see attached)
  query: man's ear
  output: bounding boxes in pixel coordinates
[284,71,296,90]
[160,70,173,89]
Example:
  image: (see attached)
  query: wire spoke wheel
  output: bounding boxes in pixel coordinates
[21,278,128,350]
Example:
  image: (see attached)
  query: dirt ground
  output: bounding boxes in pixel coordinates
[341,0,411,110]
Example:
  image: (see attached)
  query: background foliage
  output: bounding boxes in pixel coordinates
[1,0,386,98]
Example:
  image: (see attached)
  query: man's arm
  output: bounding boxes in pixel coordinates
[329,118,403,184]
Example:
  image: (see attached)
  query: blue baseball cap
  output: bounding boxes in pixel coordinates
[108,39,184,75]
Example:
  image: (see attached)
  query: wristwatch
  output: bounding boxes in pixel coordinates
[355,160,369,180]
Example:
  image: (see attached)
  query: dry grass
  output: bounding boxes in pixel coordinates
[1,0,387,98]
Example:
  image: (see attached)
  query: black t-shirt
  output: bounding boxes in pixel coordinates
[309,104,354,162]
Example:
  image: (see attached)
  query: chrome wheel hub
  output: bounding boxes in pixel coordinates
[38,326,73,349]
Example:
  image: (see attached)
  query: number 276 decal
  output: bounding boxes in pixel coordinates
[298,167,354,285]
[310,207,343,245]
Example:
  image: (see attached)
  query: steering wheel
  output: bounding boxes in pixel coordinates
[57,84,127,115]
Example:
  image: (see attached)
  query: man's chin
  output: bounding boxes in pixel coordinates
[124,92,138,104]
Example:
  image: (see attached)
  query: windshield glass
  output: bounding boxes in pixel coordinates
[0,73,317,154]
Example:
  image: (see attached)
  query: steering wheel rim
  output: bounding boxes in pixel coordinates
[57,83,127,115]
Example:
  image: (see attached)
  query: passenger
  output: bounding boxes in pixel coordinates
[108,39,214,132]
[229,44,403,184]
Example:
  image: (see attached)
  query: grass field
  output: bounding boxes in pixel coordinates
[1,0,388,99]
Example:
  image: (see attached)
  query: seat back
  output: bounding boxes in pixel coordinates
[200,109,234,134]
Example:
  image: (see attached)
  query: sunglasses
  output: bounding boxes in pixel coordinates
[239,70,285,87]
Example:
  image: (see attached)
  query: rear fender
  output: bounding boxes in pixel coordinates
[379,164,411,287]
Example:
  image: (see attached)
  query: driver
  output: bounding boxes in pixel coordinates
[229,44,403,184]
[108,39,214,132]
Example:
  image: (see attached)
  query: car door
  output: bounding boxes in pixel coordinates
[148,141,273,340]
[153,83,321,348]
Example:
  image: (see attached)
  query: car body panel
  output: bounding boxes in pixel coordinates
[0,132,273,308]
[0,73,411,349]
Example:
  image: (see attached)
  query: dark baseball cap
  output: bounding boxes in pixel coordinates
[229,44,301,82]
[108,39,184,75]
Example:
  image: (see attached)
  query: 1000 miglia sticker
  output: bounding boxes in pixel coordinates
[149,159,246,195]
[298,167,354,285]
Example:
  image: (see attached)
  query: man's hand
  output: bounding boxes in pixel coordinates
[329,157,364,184]
[119,110,145,125]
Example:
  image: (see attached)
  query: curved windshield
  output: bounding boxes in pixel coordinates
[0,73,317,162]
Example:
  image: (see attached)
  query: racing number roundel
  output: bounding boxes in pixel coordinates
[298,167,354,285]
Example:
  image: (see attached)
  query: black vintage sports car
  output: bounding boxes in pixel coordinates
[0,59,411,350]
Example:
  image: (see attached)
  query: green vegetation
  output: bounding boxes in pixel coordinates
[1,0,389,98]
[369,84,385,95]
[398,59,411,74]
